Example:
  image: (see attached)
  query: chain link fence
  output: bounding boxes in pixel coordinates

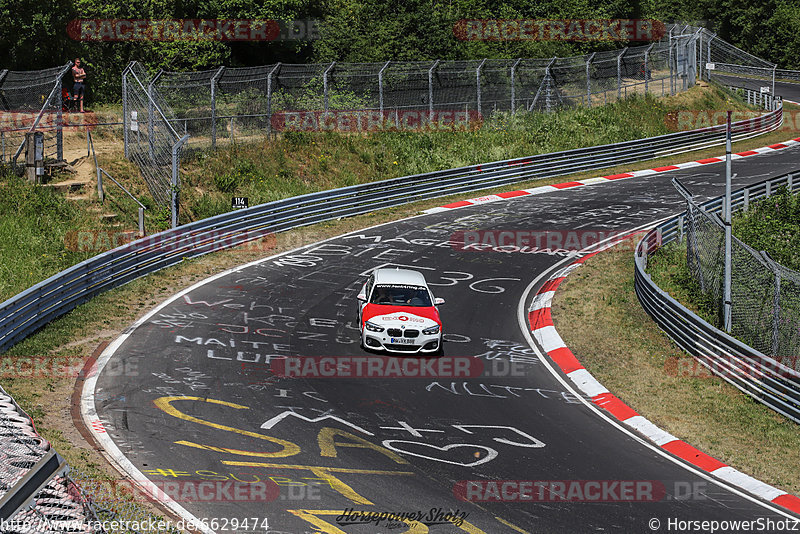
[684,183,800,367]
[122,62,189,220]
[151,23,722,150]
[0,64,72,169]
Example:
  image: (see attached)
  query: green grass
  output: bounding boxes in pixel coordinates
[0,173,98,300]
[553,245,800,495]
[733,186,800,270]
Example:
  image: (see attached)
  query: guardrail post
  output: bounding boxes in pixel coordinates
[171,134,190,228]
[266,63,280,136]
[138,207,145,236]
[617,48,628,100]
[586,53,596,106]
[323,62,336,115]
[378,60,391,116]
[788,173,793,192]
[743,188,750,211]
[510,58,521,114]
[766,179,772,197]
[428,60,440,122]
[210,66,225,149]
[476,59,486,117]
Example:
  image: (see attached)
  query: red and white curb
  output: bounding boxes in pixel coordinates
[527,247,800,515]
[424,136,800,214]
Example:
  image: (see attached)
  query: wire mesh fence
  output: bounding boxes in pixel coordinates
[152,23,731,149]
[0,64,71,168]
[122,62,187,215]
[684,186,800,367]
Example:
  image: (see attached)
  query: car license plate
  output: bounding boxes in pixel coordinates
[390,338,414,344]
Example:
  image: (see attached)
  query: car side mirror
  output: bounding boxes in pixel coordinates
[434,297,445,305]
[357,293,367,302]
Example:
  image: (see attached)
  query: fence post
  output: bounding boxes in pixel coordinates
[323,61,336,115]
[475,59,486,117]
[545,57,557,112]
[428,60,440,122]
[147,70,163,162]
[617,48,628,100]
[88,130,103,202]
[586,53,596,106]
[510,58,521,114]
[122,67,129,159]
[761,251,782,357]
[693,29,702,86]
[706,34,716,81]
[644,44,654,94]
[723,111,732,333]
[1,131,4,163]
[378,60,391,116]
[669,27,674,95]
[171,134,190,229]
[55,77,63,161]
[266,63,281,136]
[210,66,225,149]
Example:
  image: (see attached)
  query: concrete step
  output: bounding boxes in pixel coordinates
[43,180,86,193]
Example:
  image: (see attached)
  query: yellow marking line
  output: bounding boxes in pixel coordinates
[496,516,531,534]
[223,462,413,505]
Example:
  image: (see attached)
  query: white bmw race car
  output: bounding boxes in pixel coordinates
[357,268,445,354]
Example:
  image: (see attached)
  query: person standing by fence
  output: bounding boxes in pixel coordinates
[71,58,86,113]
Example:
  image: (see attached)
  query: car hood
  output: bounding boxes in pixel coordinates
[362,304,441,327]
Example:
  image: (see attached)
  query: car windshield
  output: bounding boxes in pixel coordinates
[370,284,432,307]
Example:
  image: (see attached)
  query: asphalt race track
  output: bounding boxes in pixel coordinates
[89,133,800,531]
[711,73,800,103]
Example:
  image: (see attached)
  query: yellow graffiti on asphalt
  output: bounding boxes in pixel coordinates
[154,396,300,457]
[223,462,413,505]
[318,427,409,464]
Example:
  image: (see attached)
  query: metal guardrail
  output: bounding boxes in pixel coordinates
[0,100,783,353]
[634,171,800,423]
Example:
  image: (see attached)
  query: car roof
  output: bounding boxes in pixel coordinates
[372,268,427,286]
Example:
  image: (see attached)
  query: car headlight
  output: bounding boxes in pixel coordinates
[422,325,440,335]
[365,321,385,332]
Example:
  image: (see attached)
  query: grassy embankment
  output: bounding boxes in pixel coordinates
[552,188,800,495]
